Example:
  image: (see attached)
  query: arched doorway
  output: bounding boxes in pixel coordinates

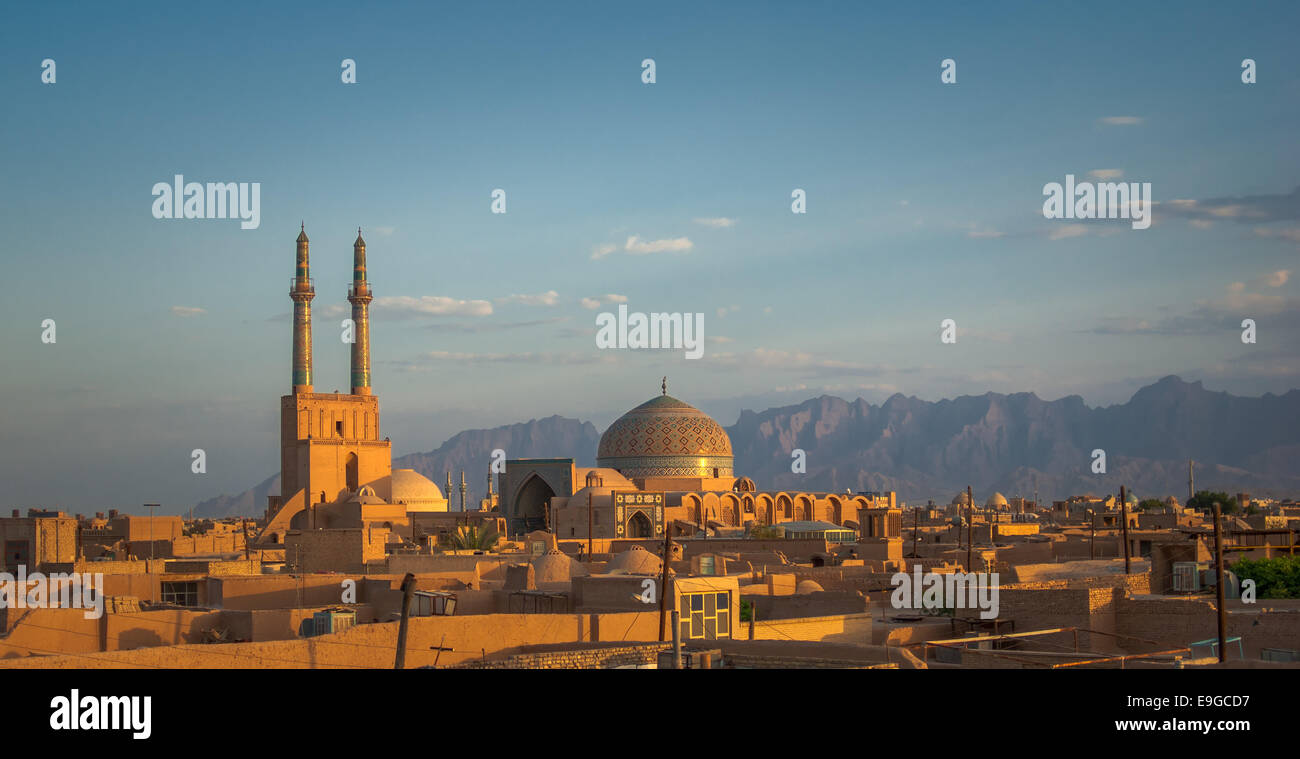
[628,511,652,538]
[514,474,556,533]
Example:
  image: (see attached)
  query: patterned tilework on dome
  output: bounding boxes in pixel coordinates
[597,394,734,479]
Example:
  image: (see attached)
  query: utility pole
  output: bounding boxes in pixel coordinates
[144,503,159,562]
[1120,486,1131,574]
[966,485,974,572]
[1212,503,1228,663]
[657,526,673,642]
[587,487,593,561]
[1188,459,1195,507]
[671,609,682,669]
[911,506,918,557]
[1088,509,1096,560]
[394,572,416,669]
[241,518,251,560]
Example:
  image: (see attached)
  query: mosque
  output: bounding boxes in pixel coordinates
[501,378,899,544]
[257,227,897,552]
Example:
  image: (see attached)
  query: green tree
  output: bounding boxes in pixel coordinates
[1231,556,1300,599]
[443,525,500,551]
[1137,498,1165,511]
[1187,490,1238,515]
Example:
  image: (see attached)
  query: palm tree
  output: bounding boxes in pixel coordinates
[444,524,500,551]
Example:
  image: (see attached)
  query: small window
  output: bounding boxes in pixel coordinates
[161,581,198,607]
[335,420,343,437]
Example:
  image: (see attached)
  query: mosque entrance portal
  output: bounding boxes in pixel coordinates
[515,474,557,533]
[627,510,653,538]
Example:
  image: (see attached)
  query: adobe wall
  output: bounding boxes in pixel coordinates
[210,575,361,610]
[452,642,669,669]
[750,613,873,645]
[0,611,662,669]
[165,559,260,576]
[1114,597,1300,658]
[993,587,1122,653]
[750,591,867,620]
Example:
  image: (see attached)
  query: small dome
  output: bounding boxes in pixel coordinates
[952,492,971,506]
[369,470,445,511]
[390,469,443,502]
[349,485,385,505]
[605,545,663,575]
[296,224,309,243]
[354,227,366,248]
[532,549,588,585]
[986,492,1008,508]
[796,580,824,594]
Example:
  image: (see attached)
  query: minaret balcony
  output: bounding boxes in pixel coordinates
[290,277,315,296]
[348,282,373,299]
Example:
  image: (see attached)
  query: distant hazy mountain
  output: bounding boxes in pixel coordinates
[194,376,1300,517]
[729,375,1300,503]
[391,415,600,499]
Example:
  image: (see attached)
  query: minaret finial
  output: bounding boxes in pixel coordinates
[662,376,667,395]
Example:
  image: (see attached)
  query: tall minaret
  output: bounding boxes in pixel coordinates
[348,227,373,395]
[459,470,468,511]
[291,223,315,394]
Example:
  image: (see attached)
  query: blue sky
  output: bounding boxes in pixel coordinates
[2,1,1298,512]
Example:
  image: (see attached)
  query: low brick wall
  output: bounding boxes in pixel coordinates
[450,643,670,669]
[725,654,891,669]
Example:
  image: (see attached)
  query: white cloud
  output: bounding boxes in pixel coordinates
[1088,169,1124,180]
[711,348,891,377]
[496,290,560,307]
[966,224,1004,239]
[403,350,615,367]
[580,294,628,310]
[1098,116,1144,126]
[170,306,206,317]
[1255,227,1300,242]
[589,243,618,260]
[1048,224,1089,240]
[1257,269,1291,288]
[694,217,737,228]
[624,235,693,255]
[370,295,493,317]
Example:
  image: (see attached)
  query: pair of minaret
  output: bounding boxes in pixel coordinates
[291,225,373,395]
[444,469,496,511]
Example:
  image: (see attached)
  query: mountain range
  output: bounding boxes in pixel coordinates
[193,376,1300,518]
